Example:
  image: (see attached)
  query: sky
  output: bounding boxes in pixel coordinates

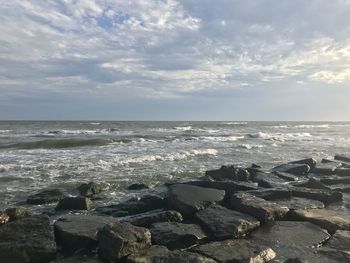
[1,0,350,121]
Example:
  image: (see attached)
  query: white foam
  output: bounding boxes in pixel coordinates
[223,122,248,125]
[239,144,264,150]
[248,132,312,142]
[295,124,330,129]
[0,130,12,133]
[200,135,245,142]
[173,126,192,131]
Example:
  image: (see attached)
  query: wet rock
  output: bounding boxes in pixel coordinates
[56,197,93,211]
[328,184,350,193]
[290,209,350,233]
[96,195,164,217]
[122,209,183,227]
[251,163,262,169]
[251,172,288,188]
[230,192,289,222]
[0,215,56,263]
[316,248,350,263]
[251,221,330,262]
[335,154,350,163]
[150,222,206,250]
[166,184,225,216]
[55,255,103,263]
[283,258,309,263]
[292,178,330,190]
[195,204,260,240]
[290,158,317,170]
[289,187,342,205]
[319,176,350,185]
[0,212,9,226]
[78,182,106,197]
[4,207,30,222]
[127,183,149,190]
[275,197,324,210]
[97,221,151,262]
[54,214,117,254]
[126,245,217,263]
[274,171,300,181]
[191,239,276,263]
[324,230,350,251]
[205,165,250,181]
[312,161,341,175]
[272,163,310,175]
[246,188,291,201]
[27,188,66,204]
[334,168,350,177]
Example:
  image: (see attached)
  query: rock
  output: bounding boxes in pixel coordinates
[191,239,276,263]
[290,158,317,170]
[283,258,309,263]
[195,204,260,240]
[205,165,250,181]
[230,192,289,222]
[274,171,300,181]
[289,187,342,204]
[312,161,341,175]
[126,245,217,263]
[56,197,93,211]
[0,212,9,226]
[275,197,324,210]
[289,209,350,233]
[328,184,350,193]
[166,184,225,216]
[97,221,151,262]
[55,255,103,263]
[324,230,350,251]
[150,222,206,250]
[122,209,183,227]
[251,172,288,188]
[334,168,350,177]
[246,188,291,201]
[54,214,117,254]
[320,176,350,185]
[251,163,262,169]
[292,178,330,190]
[96,195,164,217]
[0,215,56,263]
[272,163,310,175]
[316,248,350,263]
[251,221,330,262]
[27,188,66,204]
[4,207,30,222]
[127,183,149,190]
[78,182,105,197]
[335,154,350,163]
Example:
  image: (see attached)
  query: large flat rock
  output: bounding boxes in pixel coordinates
[195,204,260,240]
[251,221,330,262]
[167,184,225,216]
[54,214,118,254]
[272,163,310,175]
[251,172,288,188]
[27,188,66,204]
[191,239,276,263]
[312,161,342,175]
[121,209,183,227]
[205,165,250,181]
[289,209,350,233]
[150,222,206,250]
[324,230,350,251]
[0,215,56,263]
[246,188,291,201]
[288,187,342,205]
[275,197,325,210]
[231,192,289,222]
[55,197,93,211]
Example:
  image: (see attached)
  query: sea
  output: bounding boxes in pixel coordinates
[1,121,350,212]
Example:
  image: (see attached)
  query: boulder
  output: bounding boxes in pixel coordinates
[312,161,341,175]
[334,168,350,177]
[97,221,151,262]
[319,176,350,185]
[56,197,92,211]
[195,204,260,240]
[246,188,291,201]
[290,158,317,170]
[78,182,105,197]
[272,163,310,175]
[150,222,206,250]
[289,187,342,205]
[191,239,276,263]
[251,221,330,262]
[166,184,225,216]
[289,209,350,233]
[26,188,66,204]
[251,172,288,188]
[274,171,300,181]
[275,197,324,210]
[230,193,289,222]
[205,165,250,181]
[335,154,350,163]
[125,245,217,263]
[127,183,149,190]
[0,215,56,263]
[316,248,350,263]
[54,215,117,254]
[292,178,330,190]
[122,209,182,227]
[0,212,9,226]
[324,230,350,251]
[96,195,164,217]
[4,207,30,222]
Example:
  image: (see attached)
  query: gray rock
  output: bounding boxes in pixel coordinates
[166,184,225,216]
[335,154,350,163]
[290,158,317,170]
[289,187,342,205]
[246,188,291,201]
[327,184,350,193]
[275,197,324,210]
[272,163,310,175]
[319,176,350,185]
[195,204,260,240]
[292,178,330,190]
[96,195,164,217]
[54,214,117,254]
[27,188,66,204]
[127,183,149,190]
[191,239,276,263]
[335,168,350,177]
[274,171,300,181]
[126,245,217,263]
[324,230,350,251]
[205,165,250,181]
[78,182,105,197]
[150,222,206,250]
[316,248,350,263]
[230,192,289,222]
[312,161,342,175]
[122,209,183,227]
[289,209,350,233]
[0,215,56,263]
[251,172,288,188]
[251,221,330,262]
[97,221,151,262]
[4,207,30,222]
[55,197,93,211]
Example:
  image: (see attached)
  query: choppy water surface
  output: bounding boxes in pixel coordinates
[1,121,350,211]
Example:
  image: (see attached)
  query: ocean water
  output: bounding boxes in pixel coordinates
[1,121,350,211]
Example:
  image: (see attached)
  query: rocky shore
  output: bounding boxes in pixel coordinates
[1,155,350,262]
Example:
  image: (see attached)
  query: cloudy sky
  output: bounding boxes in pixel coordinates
[1,0,350,120]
